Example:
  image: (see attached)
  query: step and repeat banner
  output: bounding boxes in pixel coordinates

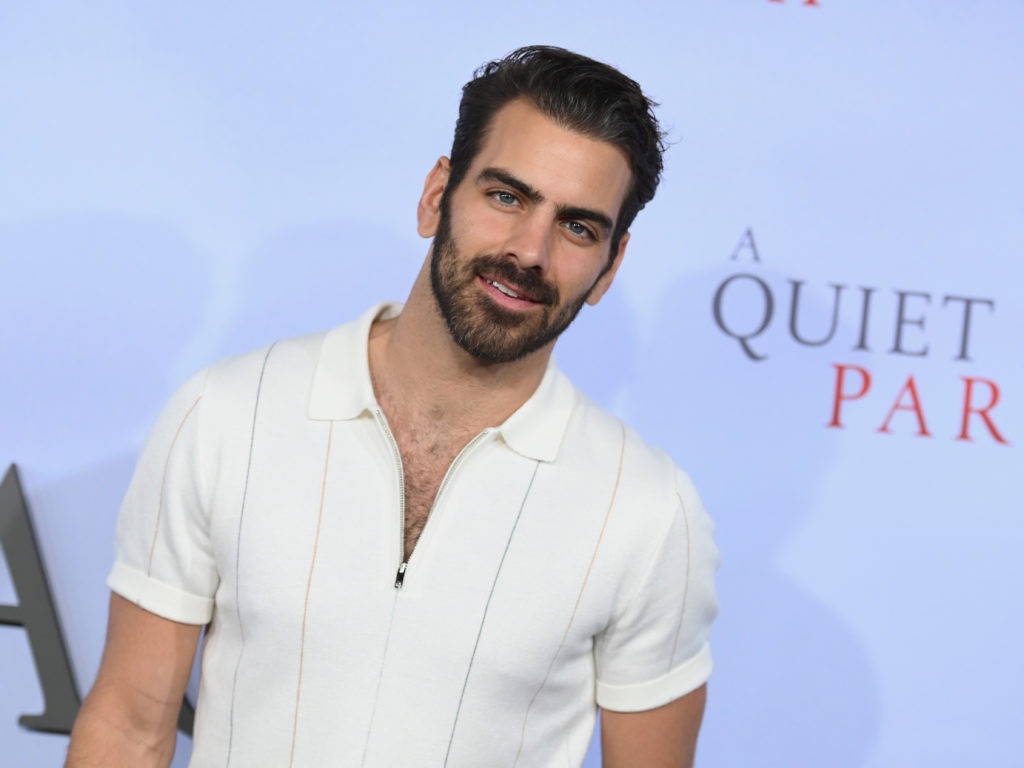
[3,2,1021,766]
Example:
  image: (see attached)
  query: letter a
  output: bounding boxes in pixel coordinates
[877,376,932,437]
[729,227,761,262]
[0,465,81,733]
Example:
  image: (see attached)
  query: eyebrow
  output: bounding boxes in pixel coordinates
[477,168,544,204]
[555,205,614,238]
[476,167,616,237]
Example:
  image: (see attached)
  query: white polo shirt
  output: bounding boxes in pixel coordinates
[109,303,718,767]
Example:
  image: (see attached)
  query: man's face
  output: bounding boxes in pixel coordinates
[423,100,633,365]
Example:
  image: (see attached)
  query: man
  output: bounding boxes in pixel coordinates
[67,46,718,767]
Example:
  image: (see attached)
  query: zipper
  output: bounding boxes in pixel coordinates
[374,407,494,591]
[431,428,493,520]
[393,561,407,588]
[396,428,493,588]
[373,408,407,589]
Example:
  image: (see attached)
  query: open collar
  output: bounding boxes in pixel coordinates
[308,302,398,421]
[307,302,576,463]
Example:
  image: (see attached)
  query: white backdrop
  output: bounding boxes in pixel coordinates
[2,2,1022,766]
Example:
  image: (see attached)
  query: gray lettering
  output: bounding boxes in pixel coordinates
[0,464,81,734]
[889,290,931,357]
[943,295,995,362]
[788,280,845,347]
[712,273,774,361]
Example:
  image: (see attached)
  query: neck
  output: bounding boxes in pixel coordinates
[369,258,552,429]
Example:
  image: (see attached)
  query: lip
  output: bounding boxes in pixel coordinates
[478,275,542,309]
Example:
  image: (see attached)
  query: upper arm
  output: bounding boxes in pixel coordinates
[595,467,717,766]
[594,469,718,712]
[601,684,707,768]
[67,593,202,766]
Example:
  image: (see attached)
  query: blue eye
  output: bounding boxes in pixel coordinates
[565,221,594,241]
[492,190,518,206]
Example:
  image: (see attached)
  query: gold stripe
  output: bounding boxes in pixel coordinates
[289,420,334,767]
[513,422,627,765]
[146,395,203,577]
[668,490,693,670]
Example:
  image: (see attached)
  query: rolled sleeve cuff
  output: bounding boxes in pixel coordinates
[108,562,214,625]
[596,643,713,712]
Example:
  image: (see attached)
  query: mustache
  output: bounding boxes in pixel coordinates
[472,255,559,305]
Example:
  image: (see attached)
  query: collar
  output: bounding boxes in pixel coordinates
[496,355,575,462]
[308,302,576,463]
[308,302,398,421]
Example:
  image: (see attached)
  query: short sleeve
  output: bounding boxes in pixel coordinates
[594,469,719,712]
[107,370,218,624]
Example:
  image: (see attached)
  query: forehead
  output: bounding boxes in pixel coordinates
[468,99,633,220]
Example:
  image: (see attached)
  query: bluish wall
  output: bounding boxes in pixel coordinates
[2,2,1021,765]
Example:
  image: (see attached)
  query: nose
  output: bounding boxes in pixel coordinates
[502,210,553,272]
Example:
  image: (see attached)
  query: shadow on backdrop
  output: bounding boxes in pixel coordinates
[1,213,212,768]
[629,263,881,768]
[217,219,420,356]
[554,278,639,410]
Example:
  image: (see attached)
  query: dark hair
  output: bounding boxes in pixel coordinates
[447,45,667,257]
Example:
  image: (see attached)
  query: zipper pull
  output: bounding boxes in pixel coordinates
[394,561,408,589]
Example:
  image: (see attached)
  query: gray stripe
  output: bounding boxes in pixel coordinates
[360,592,402,767]
[225,341,277,767]
[442,461,540,767]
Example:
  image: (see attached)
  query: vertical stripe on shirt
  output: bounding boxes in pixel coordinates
[288,419,334,767]
[226,342,276,767]
[146,395,203,577]
[442,460,540,766]
[360,593,401,767]
[512,422,627,766]
[668,490,693,671]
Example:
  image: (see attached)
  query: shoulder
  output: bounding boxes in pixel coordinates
[548,387,714,579]
[194,303,387,419]
[181,328,336,425]
[201,330,328,394]
[560,390,719,693]
[562,389,684,516]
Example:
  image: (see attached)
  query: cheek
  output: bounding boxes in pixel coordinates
[449,193,519,248]
[556,247,613,291]
[456,208,507,248]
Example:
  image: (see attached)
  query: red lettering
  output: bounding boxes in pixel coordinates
[957,377,1011,444]
[877,375,931,437]
[769,0,820,5]
[827,363,871,428]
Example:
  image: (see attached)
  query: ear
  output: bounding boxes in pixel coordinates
[417,157,451,238]
[585,231,629,306]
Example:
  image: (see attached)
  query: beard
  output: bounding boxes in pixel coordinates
[429,200,596,365]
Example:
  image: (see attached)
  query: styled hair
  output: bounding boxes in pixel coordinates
[447,45,667,257]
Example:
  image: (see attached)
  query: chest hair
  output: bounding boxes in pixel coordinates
[392,418,477,561]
